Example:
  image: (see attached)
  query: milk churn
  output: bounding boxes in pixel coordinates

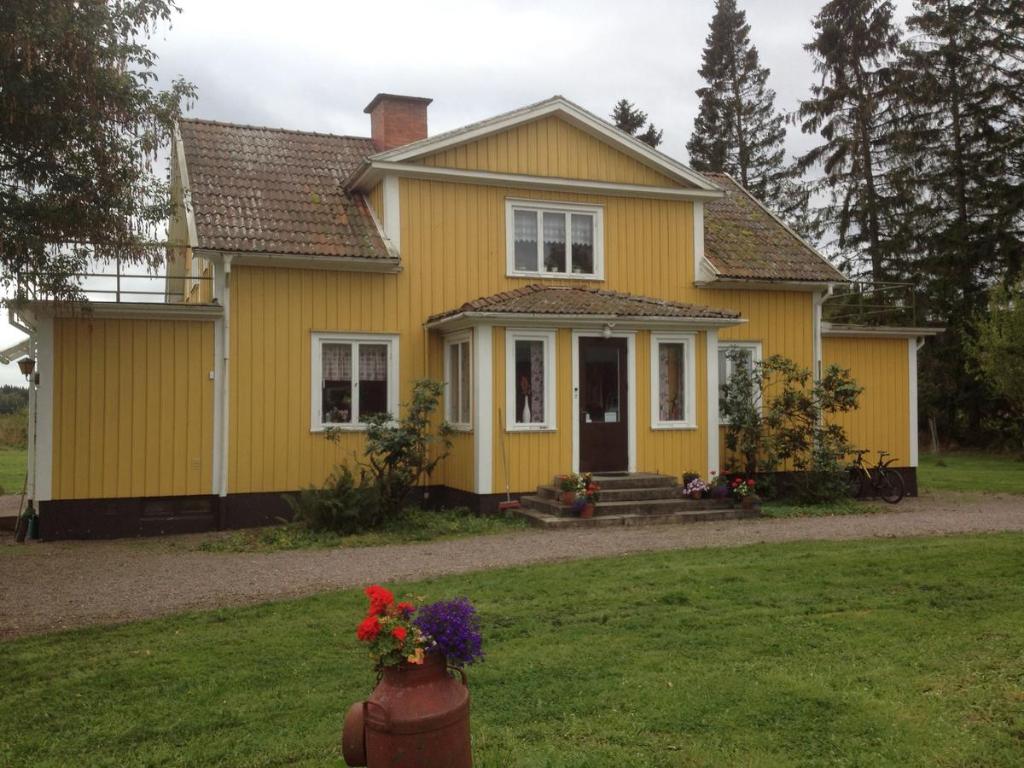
[342,652,472,768]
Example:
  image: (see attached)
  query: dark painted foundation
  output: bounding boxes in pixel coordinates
[764,466,919,499]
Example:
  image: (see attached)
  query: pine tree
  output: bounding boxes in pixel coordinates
[795,0,904,284]
[610,99,663,148]
[686,0,789,209]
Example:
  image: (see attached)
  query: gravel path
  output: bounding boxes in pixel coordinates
[2,494,1022,640]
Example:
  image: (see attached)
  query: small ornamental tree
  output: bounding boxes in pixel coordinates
[330,379,453,519]
[721,352,862,501]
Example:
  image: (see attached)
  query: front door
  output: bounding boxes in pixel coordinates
[578,337,628,473]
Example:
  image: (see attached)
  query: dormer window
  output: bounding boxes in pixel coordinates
[506,199,603,279]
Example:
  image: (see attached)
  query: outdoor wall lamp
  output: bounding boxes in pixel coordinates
[17,357,35,379]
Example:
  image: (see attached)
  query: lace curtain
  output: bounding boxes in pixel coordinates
[323,343,387,382]
[659,343,684,421]
[530,340,544,422]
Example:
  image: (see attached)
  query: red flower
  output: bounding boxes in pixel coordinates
[356,616,381,642]
[746,479,756,487]
[396,601,415,615]
[365,585,395,616]
[392,626,407,642]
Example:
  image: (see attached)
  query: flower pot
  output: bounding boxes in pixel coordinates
[690,490,704,501]
[560,490,576,506]
[580,502,595,519]
[741,494,760,511]
[342,652,472,768]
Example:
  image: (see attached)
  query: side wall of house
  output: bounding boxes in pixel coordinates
[822,336,912,465]
[51,318,215,499]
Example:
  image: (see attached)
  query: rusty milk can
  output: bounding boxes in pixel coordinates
[342,652,472,768]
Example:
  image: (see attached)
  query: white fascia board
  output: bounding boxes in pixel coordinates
[20,301,223,322]
[822,323,944,339]
[351,161,724,202]
[425,313,747,332]
[364,97,721,192]
[173,123,199,250]
[196,249,402,273]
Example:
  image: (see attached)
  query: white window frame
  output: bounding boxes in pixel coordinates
[718,341,763,425]
[505,199,604,280]
[444,331,473,431]
[650,333,698,430]
[505,329,557,432]
[310,332,400,432]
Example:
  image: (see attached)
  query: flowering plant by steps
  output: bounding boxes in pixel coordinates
[577,472,601,503]
[356,585,483,670]
[731,477,757,499]
[684,477,708,496]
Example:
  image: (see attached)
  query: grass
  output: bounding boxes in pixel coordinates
[761,496,881,518]
[196,506,527,553]
[3,534,1024,767]
[0,446,26,495]
[919,450,1024,494]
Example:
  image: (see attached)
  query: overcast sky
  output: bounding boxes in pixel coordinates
[0,0,916,386]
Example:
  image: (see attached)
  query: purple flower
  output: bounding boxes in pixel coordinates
[414,598,484,668]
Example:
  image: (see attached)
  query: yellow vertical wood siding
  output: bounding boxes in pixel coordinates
[420,115,680,188]
[823,336,910,463]
[52,318,214,499]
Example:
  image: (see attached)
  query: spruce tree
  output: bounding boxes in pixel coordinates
[687,0,789,209]
[610,99,663,148]
[795,0,904,284]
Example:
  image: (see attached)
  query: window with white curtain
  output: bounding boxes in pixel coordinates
[311,333,399,430]
[506,200,603,278]
[650,333,697,429]
[444,333,472,429]
[506,330,557,430]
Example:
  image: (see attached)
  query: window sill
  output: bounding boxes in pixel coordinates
[505,425,557,433]
[651,423,699,431]
[507,271,603,282]
[311,424,370,433]
[449,424,473,433]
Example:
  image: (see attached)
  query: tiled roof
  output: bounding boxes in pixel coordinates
[177,119,391,260]
[427,284,740,324]
[702,173,845,283]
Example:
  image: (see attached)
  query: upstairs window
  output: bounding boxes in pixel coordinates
[311,333,399,431]
[506,200,603,279]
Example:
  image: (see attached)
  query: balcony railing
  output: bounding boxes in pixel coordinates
[822,281,919,327]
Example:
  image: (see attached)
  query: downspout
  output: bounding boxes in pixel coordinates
[220,255,233,498]
[812,283,834,381]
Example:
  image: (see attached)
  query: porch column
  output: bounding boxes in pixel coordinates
[706,328,720,478]
[473,325,493,495]
[34,317,54,502]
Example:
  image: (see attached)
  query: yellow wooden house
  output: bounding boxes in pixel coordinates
[9,94,938,538]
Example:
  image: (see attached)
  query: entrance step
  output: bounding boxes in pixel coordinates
[551,473,677,490]
[536,484,685,502]
[517,505,761,529]
[521,495,734,517]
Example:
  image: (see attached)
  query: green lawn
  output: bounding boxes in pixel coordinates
[0,446,26,495]
[919,451,1024,494]
[4,534,1023,767]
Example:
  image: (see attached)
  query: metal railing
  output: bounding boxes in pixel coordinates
[15,266,215,305]
[822,281,919,327]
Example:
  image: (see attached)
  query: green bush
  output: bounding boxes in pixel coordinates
[284,466,380,534]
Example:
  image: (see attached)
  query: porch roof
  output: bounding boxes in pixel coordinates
[426,284,742,328]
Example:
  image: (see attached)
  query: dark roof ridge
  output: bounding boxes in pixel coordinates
[177,116,371,142]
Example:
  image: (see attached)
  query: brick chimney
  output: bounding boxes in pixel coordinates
[364,93,432,152]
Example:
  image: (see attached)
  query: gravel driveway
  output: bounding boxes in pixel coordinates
[2,493,1022,640]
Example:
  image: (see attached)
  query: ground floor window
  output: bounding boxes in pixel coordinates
[718,341,762,420]
[311,332,399,430]
[444,333,472,429]
[651,333,697,429]
[506,330,556,430]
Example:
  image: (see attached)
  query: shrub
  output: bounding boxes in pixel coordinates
[284,465,379,534]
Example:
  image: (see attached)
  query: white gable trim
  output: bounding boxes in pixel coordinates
[361,97,721,192]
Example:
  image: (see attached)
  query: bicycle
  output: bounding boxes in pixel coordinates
[847,449,905,504]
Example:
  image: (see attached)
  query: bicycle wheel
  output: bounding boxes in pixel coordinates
[876,470,905,504]
[847,468,865,499]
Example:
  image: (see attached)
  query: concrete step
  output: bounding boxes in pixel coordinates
[536,484,685,502]
[520,494,735,518]
[550,472,678,490]
[516,505,761,529]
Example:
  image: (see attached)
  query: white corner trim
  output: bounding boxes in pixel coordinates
[382,174,401,254]
[908,338,919,468]
[504,198,605,280]
[706,329,720,479]
[218,255,232,496]
[473,325,493,494]
[309,332,400,432]
[570,330,637,474]
[812,290,825,381]
[35,317,54,502]
[649,332,698,430]
[211,262,227,495]
[505,329,557,432]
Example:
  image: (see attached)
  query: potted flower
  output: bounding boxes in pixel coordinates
[730,477,760,509]
[708,470,731,499]
[682,470,700,488]
[577,473,600,518]
[342,586,481,767]
[684,476,708,500]
[557,473,579,506]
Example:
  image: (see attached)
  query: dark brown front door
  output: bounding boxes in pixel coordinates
[578,337,628,473]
